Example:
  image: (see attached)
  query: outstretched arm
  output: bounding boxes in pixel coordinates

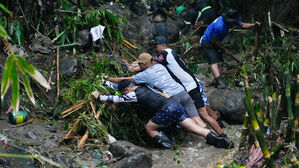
[91,91,137,103]
[107,76,135,83]
[239,22,260,29]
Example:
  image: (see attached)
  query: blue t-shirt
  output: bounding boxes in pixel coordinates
[133,64,185,97]
[202,16,242,42]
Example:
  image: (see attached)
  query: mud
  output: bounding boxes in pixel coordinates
[0,112,242,167]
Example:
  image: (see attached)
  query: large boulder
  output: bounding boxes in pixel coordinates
[110,140,152,168]
[207,89,246,124]
[109,140,151,158]
[115,152,152,168]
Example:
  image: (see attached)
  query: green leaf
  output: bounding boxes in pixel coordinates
[0,23,10,40]
[11,61,20,113]
[0,3,12,16]
[13,22,24,45]
[15,56,34,74]
[1,56,13,101]
[29,69,51,90]
[21,73,35,105]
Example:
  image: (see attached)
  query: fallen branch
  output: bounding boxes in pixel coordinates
[77,130,89,150]
[13,118,35,128]
[61,100,87,115]
[90,101,98,120]
[62,105,84,118]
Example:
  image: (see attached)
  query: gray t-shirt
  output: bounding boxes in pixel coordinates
[133,64,185,97]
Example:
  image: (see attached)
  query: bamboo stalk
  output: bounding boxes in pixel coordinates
[90,100,98,120]
[55,25,60,96]
[61,100,87,115]
[77,130,89,150]
[242,65,270,159]
[271,92,278,131]
[242,111,249,137]
[284,65,294,134]
[295,74,299,148]
[62,105,83,118]
[254,103,266,136]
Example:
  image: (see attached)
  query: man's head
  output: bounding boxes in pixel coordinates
[222,8,240,27]
[118,79,135,94]
[152,36,168,54]
[137,53,153,71]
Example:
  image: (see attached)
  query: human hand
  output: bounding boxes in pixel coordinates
[91,91,99,99]
[255,21,261,27]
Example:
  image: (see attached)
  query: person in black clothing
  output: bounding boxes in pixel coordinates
[91,79,233,149]
[147,0,173,42]
[178,0,217,35]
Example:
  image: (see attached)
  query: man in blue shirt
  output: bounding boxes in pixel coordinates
[200,9,260,88]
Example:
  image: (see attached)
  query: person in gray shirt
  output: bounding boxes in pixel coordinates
[108,53,206,128]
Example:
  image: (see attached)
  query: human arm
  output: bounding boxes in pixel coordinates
[91,91,137,103]
[107,76,135,83]
[103,80,118,90]
[239,21,260,29]
[211,36,230,55]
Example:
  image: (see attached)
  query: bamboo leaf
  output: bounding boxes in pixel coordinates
[15,55,34,74]
[13,22,24,45]
[0,3,12,16]
[1,56,13,101]
[29,69,51,89]
[0,23,10,40]
[21,73,35,105]
[11,61,20,113]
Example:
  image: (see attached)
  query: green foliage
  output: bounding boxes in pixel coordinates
[8,22,24,45]
[55,8,123,46]
[0,4,50,113]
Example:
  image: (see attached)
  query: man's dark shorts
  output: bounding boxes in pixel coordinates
[201,40,223,65]
[188,87,205,109]
[151,103,189,127]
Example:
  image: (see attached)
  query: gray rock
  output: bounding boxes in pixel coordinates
[109,140,151,158]
[115,152,152,168]
[77,29,91,51]
[208,89,246,124]
[59,58,80,77]
[25,131,37,140]
[54,154,74,168]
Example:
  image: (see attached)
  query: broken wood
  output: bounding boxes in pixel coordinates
[62,105,84,118]
[77,130,89,150]
[90,100,98,120]
[55,25,60,96]
[5,105,13,114]
[61,100,87,115]
[60,111,86,143]
[123,39,137,49]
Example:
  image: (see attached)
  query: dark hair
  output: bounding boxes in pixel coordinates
[118,79,132,92]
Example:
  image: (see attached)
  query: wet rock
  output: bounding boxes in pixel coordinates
[47,125,58,133]
[77,29,91,51]
[0,144,35,168]
[208,89,246,124]
[115,152,152,168]
[109,140,151,158]
[59,58,80,77]
[25,131,37,140]
[54,154,74,168]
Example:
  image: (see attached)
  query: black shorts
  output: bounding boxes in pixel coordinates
[201,40,223,65]
[188,87,205,109]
